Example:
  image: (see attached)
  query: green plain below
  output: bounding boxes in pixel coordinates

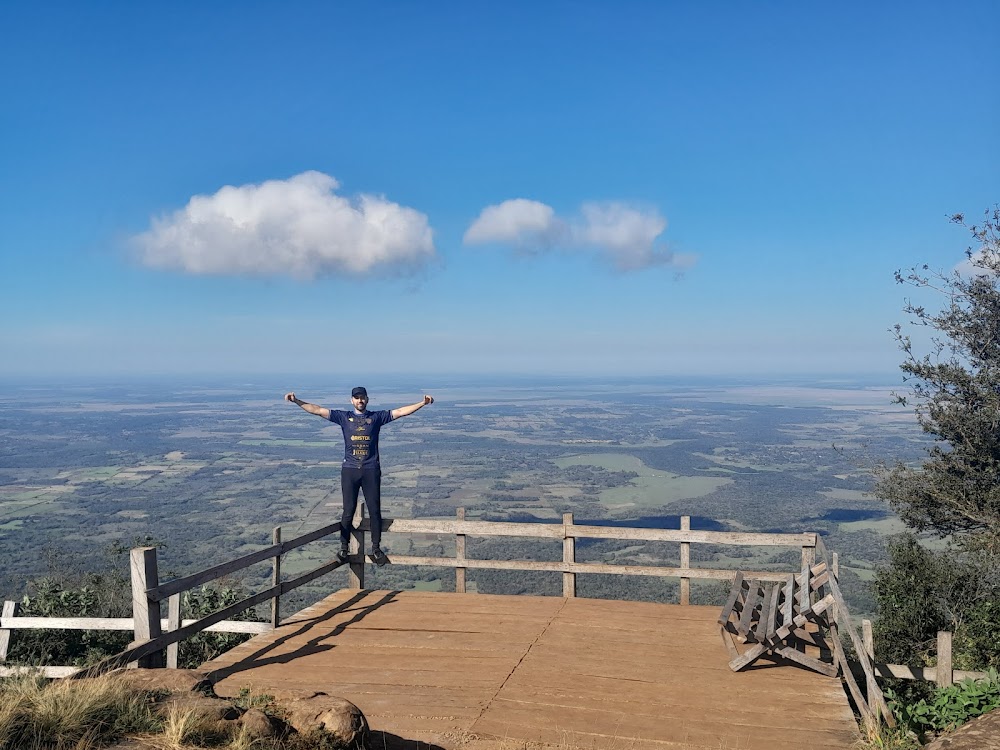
[553,453,732,509]
[838,517,908,535]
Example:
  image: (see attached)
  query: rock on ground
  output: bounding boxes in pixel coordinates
[924,708,1000,750]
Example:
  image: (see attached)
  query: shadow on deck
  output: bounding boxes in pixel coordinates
[202,589,859,750]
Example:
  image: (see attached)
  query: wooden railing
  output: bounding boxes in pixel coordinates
[861,621,989,686]
[1,509,820,679]
[808,537,993,730]
[379,509,818,599]
[811,535,894,729]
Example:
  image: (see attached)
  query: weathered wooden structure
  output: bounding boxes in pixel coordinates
[2,509,977,742]
[202,589,862,750]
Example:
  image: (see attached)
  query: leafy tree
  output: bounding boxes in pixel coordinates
[872,207,1000,675]
[876,207,1000,549]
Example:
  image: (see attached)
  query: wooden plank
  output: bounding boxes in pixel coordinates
[130,547,162,668]
[719,625,740,660]
[271,526,282,628]
[863,618,880,722]
[937,630,953,688]
[764,583,781,642]
[349,504,365,589]
[149,521,341,602]
[455,508,466,594]
[0,665,80,678]
[0,601,17,661]
[871,662,988,682]
[728,641,768,671]
[0,617,270,633]
[76,553,352,679]
[166,594,180,669]
[775,594,834,642]
[774,646,839,677]
[831,619,874,729]
[737,581,763,637]
[824,569,894,724]
[385,518,817,547]
[76,581,287,678]
[679,515,690,605]
[562,513,576,598]
[388,555,796,581]
[782,574,794,631]
[798,558,811,615]
[717,571,745,625]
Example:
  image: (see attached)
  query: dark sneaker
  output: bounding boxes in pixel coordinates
[368,547,390,567]
[336,547,349,563]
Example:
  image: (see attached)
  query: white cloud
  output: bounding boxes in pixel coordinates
[464,198,695,271]
[954,247,1000,278]
[462,198,561,248]
[132,171,436,279]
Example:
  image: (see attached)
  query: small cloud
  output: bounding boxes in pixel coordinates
[464,198,695,271]
[462,198,562,248]
[132,171,435,279]
[955,247,1000,278]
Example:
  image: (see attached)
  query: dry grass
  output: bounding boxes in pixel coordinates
[0,671,160,750]
[852,721,920,750]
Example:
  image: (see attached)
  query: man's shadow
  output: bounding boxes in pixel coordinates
[205,589,400,683]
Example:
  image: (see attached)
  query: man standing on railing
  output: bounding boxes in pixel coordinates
[284,387,434,566]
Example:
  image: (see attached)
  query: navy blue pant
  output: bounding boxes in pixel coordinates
[340,467,382,549]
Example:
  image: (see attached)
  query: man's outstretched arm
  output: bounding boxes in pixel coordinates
[391,395,434,420]
[284,392,331,419]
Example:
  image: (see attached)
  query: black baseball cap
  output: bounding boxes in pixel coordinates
[351,386,368,398]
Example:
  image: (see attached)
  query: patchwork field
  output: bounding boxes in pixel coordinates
[0,377,931,615]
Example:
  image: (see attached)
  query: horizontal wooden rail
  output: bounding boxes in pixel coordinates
[871,663,989,683]
[73,552,350,679]
[0,665,81,678]
[0,616,269,634]
[383,518,816,547]
[388,554,797,581]
[149,520,343,602]
[860,618,988,686]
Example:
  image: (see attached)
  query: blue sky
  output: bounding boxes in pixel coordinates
[1,2,997,380]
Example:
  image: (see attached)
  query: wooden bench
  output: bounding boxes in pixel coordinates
[718,562,838,677]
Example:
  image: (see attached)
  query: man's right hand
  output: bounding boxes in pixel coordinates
[285,392,297,403]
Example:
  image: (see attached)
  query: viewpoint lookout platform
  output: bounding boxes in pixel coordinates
[202,588,858,750]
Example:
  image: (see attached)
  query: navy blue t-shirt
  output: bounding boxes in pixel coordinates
[328,409,394,469]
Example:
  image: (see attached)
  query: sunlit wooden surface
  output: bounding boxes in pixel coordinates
[204,589,858,750]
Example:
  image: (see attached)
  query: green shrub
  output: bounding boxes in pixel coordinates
[886,669,1000,739]
[7,540,264,669]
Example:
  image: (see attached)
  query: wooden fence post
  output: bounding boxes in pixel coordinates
[0,600,18,662]
[455,507,467,594]
[166,594,180,669]
[680,516,691,605]
[271,526,282,628]
[832,552,839,579]
[130,547,163,668]
[563,513,576,598]
[937,631,953,687]
[348,504,365,589]
[862,619,880,722]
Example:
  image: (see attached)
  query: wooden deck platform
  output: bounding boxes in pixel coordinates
[202,589,859,750]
